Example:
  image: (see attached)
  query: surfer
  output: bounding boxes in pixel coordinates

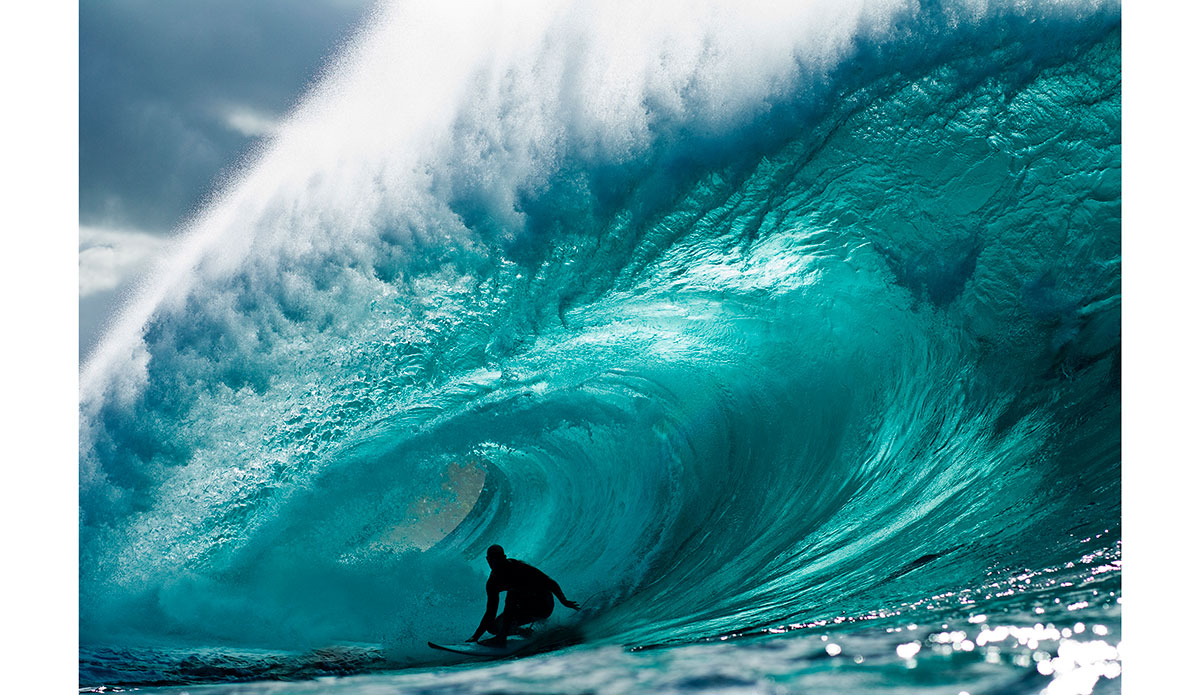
[467,544,579,647]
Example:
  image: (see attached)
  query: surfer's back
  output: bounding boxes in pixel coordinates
[490,558,554,594]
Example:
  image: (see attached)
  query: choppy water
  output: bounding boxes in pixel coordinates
[79,0,1121,693]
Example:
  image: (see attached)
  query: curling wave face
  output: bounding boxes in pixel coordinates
[79,0,1120,668]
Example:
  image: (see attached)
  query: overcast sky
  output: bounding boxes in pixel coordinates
[79,0,376,358]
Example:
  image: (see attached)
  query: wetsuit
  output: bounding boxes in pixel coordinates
[470,559,569,641]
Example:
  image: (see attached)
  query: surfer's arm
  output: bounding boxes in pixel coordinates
[549,579,579,610]
[468,583,500,642]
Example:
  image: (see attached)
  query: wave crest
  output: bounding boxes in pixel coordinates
[79,0,1120,658]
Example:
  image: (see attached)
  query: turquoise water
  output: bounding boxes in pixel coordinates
[79,1,1120,692]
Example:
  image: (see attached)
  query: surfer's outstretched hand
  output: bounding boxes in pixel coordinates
[562,599,580,610]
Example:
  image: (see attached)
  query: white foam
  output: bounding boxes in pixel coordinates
[79,0,1114,402]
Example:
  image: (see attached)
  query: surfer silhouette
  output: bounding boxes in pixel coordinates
[467,544,579,646]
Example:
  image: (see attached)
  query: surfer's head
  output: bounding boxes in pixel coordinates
[486,544,506,569]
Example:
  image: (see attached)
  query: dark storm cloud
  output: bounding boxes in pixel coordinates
[80,0,375,232]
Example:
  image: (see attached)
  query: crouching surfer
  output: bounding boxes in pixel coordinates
[467,544,579,647]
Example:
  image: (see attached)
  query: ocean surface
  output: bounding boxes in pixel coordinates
[79,1,1121,693]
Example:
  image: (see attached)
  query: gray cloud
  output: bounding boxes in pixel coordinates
[80,0,376,233]
[79,0,375,358]
[78,226,167,298]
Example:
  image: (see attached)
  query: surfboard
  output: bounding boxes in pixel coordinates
[427,635,531,657]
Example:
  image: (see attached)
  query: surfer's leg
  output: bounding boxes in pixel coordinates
[484,611,505,636]
[481,603,541,646]
[483,591,556,645]
[516,593,554,621]
[512,593,553,628]
[477,610,511,641]
[478,611,515,646]
[533,593,554,621]
[499,594,552,639]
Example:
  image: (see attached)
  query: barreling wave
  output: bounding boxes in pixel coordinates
[79,0,1120,676]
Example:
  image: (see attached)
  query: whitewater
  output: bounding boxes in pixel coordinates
[79,0,1121,693]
